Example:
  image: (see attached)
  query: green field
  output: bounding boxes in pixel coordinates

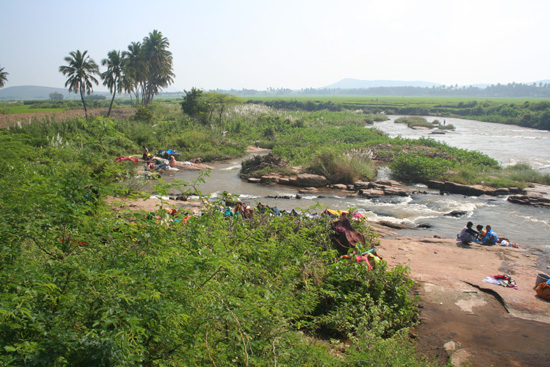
[243,95,550,130]
[246,95,547,108]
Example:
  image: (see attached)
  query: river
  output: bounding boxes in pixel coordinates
[159,116,550,251]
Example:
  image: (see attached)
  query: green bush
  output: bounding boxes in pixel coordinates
[390,153,456,182]
[133,105,154,122]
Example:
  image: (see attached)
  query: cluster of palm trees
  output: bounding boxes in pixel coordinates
[59,30,174,118]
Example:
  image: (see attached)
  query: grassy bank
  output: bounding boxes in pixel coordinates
[2,98,549,364]
[4,99,548,188]
[0,121,442,366]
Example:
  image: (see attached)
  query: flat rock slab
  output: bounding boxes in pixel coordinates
[377,233,550,366]
[378,236,550,324]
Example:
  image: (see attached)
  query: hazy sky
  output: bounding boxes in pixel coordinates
[2,0,549,91]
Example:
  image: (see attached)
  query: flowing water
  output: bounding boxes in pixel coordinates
[158,116,550,251]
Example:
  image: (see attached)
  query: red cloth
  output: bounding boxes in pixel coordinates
[116,157,138,163]
[332,215,366,254]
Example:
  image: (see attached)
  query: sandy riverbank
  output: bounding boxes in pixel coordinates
[108,195,549,366]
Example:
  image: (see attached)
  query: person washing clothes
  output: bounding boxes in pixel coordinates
[457,221,479,244]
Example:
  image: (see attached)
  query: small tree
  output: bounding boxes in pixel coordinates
[202,92,242,126]
[49,92,64,100]
[181,88,207,120]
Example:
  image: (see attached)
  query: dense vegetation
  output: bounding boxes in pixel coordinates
[3,97,548,188]
[2,95,550,364]
[0,109,446,365]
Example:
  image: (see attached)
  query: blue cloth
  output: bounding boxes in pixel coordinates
[482,229,497,245]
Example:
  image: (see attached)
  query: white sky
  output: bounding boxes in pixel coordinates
[2,0,549,91]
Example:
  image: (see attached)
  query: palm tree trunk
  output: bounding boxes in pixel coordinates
[107,90,116,117]
[107,76,118,117]
[80,84,88,119]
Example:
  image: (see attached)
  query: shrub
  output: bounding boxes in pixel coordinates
[133,105,154,122]
[390,153,456,182]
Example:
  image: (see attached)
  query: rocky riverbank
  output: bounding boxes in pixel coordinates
[246,171,550,209]
[241,152,550,208]
[373,223,550,367]
[427,180,550,208]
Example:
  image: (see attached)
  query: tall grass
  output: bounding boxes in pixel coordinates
[309,149,377,184]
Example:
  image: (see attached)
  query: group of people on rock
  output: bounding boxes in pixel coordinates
[457,221,517,247]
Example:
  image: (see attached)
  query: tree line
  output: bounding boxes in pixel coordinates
[58,30,174,118]
[217,82,550,98]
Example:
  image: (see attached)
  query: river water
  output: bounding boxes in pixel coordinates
[160,116,550,251]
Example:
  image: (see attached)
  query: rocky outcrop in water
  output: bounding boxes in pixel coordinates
[243,156,550,208]
[354,180,420,198]
[426,180,522,197]
[240,153,288,177]
[507,191,550,208]
[288,173,328,187]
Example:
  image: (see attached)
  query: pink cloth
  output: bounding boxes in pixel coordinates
[355,255,373,270]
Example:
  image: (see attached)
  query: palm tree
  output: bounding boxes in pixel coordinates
[121,42,145,105]
[101,50,123,117]
[0,66,8,88]
[141,30,175,105]
[59,50,100,118]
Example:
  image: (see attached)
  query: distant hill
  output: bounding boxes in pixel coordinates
[322,78,441,89]
[0,85,110,100]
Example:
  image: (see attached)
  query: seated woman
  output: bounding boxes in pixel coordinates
[480,225,498,246]
[475,224,486,242]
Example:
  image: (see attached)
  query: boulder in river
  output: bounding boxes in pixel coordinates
[444,210,469,217]
[260,175,280,184]
[289,173,328,187]
[331,184,348,190]
[358,189,385,198]
[377,221,416,229]
[382,186,412,197]
[444,182,486,196]
[353,181,371,190]
[298,187,319,194]
[377,179,403,187]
